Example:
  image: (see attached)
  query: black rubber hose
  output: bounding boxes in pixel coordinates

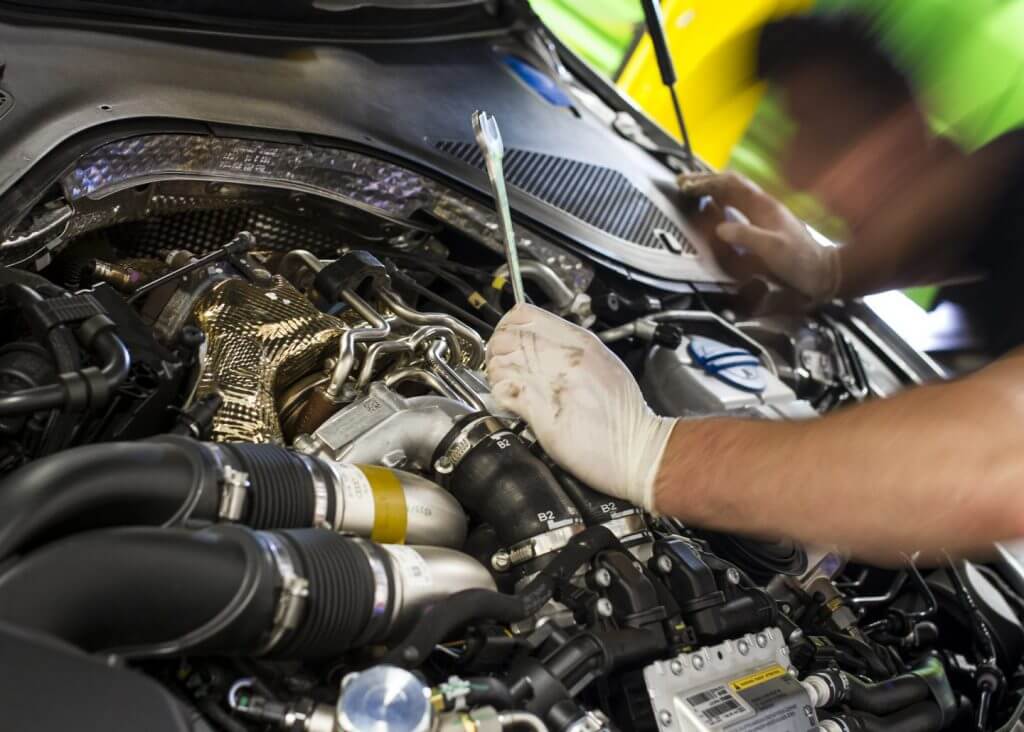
[816,656,956,727]
[386,526,618,667]
[833,702,945,732]
[0,315,131,417]
[819,669,930,716]
[0,437,221,562]
[0,526,387,659]
[0,439,340,562]
[540,454,635,524]
[0,526,279,655]
[437,419,579,548]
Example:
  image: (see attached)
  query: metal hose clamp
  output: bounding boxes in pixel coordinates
[433,415,509,475]
[296,453,331,529]
[499,523,585,570]
[255,532,310,655]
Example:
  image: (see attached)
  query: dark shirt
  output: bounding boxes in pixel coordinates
[937,129,1024,356]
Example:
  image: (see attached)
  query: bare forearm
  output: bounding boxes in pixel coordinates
[655,353,1024,559]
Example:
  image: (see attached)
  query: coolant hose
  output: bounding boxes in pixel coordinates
[809,656,956,726]
[0,438,465,561]
[0,526,492,657]
[434,415,581,552]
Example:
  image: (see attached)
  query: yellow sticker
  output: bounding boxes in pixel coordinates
[730,664,786,691]
[467,291,487,309]
[359,465,408,544]
[491,275,508,292]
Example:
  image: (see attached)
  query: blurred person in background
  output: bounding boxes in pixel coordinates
[486,14,1024,563]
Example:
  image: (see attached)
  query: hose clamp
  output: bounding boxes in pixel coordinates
[218,465,250,522]
[599,513,648,544]
[297,453,331,529]
[255,532,310,655]
[500,523,585,569]
[433,415,509,475]
[352,539,392,642]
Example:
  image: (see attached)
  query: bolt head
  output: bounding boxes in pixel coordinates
[658,710,673,726]
[593,568,612,588]
[725,568,742,585]
[656,555,673,574]
[737,640,750,656]
[490,551,510,571]
[669,660,683,676]
[755,633,768,648]
[691,654,705,671]
[596,598,614,618]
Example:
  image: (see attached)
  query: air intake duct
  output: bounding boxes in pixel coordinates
[0,526,493,658]
[0,438,465,562]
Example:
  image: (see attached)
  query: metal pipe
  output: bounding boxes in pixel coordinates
[384,367,461,401]
[324,289,391,398]
[424,340,487,411]
[380,288,485,368]
[498,711,549,732]
[598,309,779,377]
[493,260,593,325]
[356,340,414,388]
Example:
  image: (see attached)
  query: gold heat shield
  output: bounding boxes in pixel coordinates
[191,276,345,443]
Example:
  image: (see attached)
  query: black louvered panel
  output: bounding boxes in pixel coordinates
[436,140,697,255]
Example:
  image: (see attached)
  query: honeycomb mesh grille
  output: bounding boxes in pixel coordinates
[436,140,695,255]
[107,206,343,259]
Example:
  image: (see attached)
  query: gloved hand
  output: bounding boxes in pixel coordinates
[486,304,676,511]
[679,171,841,304]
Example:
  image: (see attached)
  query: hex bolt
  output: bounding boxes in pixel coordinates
[593,568,612,588]
[725,568,742,585]
[755,633,768,649]
[658,710,673,727]
[670,660,683,676]
[656,555,673,574]
[596,598,614,618]
[737,640,750,656]
[692,654,705,671]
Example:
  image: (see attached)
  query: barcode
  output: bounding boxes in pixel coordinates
[686,690,718,706]
[705,699,742,719]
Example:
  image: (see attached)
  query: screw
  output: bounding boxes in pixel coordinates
[656,555,673,574]
[755,633,768,648]
[737,640,750,656]
[692,655,705,671]
[725,568,742,585]
[596,598,614,618]
[670,659,683,676]
[781,603,792,615]
[593,568,612,588]
[491,550,511,572]
[658,710,673,727]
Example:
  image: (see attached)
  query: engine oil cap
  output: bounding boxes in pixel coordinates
[687,335,766,394]
[337,665,432,732]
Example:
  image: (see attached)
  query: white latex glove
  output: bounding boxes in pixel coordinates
[486,304,676,511]
[679,171,841,303]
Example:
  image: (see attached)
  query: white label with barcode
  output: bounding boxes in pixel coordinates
[684,685,751,726]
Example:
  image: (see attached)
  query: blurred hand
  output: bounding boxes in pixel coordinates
[486,304,676,511]
[679,171,841,304]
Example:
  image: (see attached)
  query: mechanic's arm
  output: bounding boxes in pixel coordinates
[488,304,1024,561]
[678,151,1013,302]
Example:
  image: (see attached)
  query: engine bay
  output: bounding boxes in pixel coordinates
[1,131,1022,732]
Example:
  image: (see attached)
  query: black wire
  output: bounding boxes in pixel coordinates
[388,267,495,335]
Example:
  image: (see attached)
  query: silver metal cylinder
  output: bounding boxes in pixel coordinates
[319,461,467,548]
[381,545,496,633]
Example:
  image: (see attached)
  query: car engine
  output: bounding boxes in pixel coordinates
[0,132,1022,732]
